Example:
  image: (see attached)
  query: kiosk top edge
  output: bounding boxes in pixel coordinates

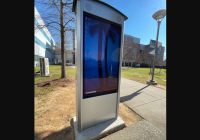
[72,0,128,21]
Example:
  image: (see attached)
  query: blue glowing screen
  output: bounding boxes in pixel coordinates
[83,12,121,98]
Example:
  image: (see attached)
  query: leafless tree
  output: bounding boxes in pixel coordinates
[123,41,138,68]
[123,47,134,68]
[35,0,75,78]
[53,29,74,61]
[138,50,149,66]
[163,58,166,66]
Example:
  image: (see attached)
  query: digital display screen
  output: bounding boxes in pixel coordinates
[83,12,121,98]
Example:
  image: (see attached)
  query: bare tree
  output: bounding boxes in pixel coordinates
[138,50,149,67]
[123,47,134,68]
[123,41,138,69]
[155,55,164,73]
[54,29,74,61]
[35,0,75,78]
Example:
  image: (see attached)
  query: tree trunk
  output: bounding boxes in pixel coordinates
[60,0,66,78]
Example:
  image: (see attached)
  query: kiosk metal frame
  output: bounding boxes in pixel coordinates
[72,0,128,132]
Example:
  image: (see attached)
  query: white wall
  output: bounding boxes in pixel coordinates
[34,6,55,48]
[34,43,46,57]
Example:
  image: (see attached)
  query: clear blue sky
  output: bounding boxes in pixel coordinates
[109,0,166,59]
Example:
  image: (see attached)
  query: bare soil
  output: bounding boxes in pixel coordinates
[34,78,142,140]
[153,84,166,90]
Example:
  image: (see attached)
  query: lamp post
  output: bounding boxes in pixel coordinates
[150,9,166,82]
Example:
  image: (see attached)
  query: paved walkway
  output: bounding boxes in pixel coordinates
[103,77,166,140]
[102,119,166,140]
[120,77,166,135]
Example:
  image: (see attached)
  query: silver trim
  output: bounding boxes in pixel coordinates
[116,18,125,118]
[76,0,82,132]
[80,0,84,132]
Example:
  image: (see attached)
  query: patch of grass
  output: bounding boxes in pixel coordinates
[34,66,40,72]
[35,85,55,97]
[42,98,48,102]
[35,110,42,116]
[34,65,75,97]
[154,73,166,80]
[122,67,166,80]
[121,72,166,86]
[122,67,166,74]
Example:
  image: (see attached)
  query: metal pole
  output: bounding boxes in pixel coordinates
[151,21,161,82]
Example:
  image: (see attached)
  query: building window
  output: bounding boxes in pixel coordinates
[34,55,39,61]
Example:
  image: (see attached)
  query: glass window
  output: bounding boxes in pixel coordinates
[83,12,121,98]
[34,55,39,61]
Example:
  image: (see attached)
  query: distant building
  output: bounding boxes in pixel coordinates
[124,34,140,44]
[122,34,165,67]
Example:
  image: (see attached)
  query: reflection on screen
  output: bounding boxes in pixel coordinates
[83,12,121,98]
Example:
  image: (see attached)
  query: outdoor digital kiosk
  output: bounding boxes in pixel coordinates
[72,0,128,132]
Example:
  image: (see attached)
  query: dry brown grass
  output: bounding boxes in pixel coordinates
[34,78,143,140]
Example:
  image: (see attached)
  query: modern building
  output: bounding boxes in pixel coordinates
[122,34,165,67]
[34,6,57,67]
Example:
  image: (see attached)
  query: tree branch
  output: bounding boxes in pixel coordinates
[64,18,73,28]
[63,2,73,6]
[51,0,60,13]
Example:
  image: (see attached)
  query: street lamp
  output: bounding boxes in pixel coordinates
[150,9,166,83]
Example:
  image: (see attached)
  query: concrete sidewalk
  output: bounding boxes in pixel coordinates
[102,119,166,140]
[102,78,166,140]
[120,78,166,135]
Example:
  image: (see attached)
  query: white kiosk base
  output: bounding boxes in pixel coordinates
[72,116,125,140]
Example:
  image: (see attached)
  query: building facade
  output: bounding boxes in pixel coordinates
[122,34,165,67]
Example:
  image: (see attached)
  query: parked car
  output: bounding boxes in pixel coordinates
[136,64,140,67]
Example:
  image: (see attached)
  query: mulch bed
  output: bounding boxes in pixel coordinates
[38,78,75,88]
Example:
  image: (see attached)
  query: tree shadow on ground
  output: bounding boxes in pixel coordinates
[120,85,150,102]
[35,125,75,140]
